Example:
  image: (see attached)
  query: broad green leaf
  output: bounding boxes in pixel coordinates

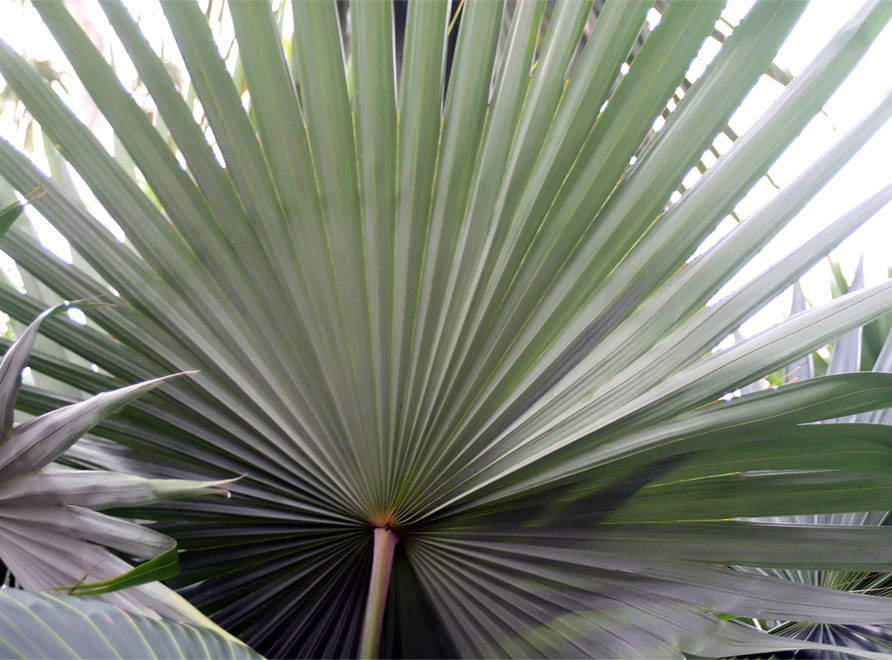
[0,590,259,659]
[442,521,892,571]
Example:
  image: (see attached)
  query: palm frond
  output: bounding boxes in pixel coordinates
[741,266,892,658]
[0,301,228,627]
[0,590,259,659]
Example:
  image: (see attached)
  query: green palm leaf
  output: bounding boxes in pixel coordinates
[0,590,259,659]
[738,268,892,657]
[1,1,892,657]
[0,301,232,634]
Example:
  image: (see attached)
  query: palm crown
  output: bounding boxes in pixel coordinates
[1,0,892,658]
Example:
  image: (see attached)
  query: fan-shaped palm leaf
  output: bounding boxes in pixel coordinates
[2,1,892,657]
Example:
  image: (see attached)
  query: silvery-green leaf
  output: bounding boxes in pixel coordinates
[0,468,229,509]
[784,281,815,383]
[0,590,260,659]
[0,375,180,479]
[828,257,866,377]
[0,304,66,437]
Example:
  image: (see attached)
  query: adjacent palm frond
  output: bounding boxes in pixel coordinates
[1,1,892,657]
[0,302,230,626]
[0,589,259,659]
[742,268,892,658]
[0,196,27,234]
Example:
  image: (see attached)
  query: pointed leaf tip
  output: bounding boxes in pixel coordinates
[0,200,26,238]
[0,374,174,478]
[0,303,69,437]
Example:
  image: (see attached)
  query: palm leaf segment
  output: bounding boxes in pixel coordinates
[2,1,892,657]
[740,270,892,658]
[0,590,259,660]
[0,303,228,625]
